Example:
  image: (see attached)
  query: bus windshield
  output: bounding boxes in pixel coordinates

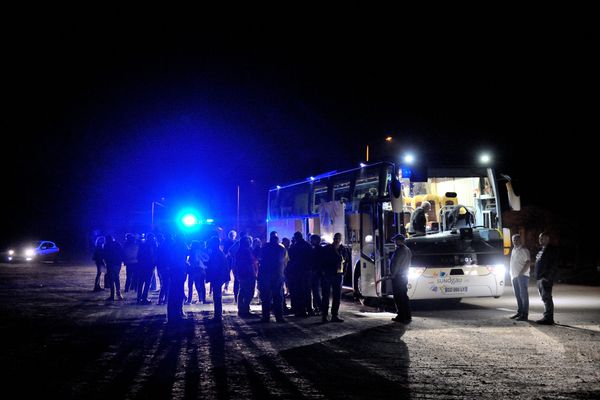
[401,168,499,234]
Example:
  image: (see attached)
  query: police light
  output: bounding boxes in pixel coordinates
[182,214,198,227]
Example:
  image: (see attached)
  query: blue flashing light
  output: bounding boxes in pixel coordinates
[276,185,281,189]
[401,167,412,178]
[182,214,198,227]
[176,207,202,232]
[309,176,315,181]
[205,218,214,223]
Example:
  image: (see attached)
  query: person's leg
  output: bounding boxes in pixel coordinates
[107,265,115,299]
[330,274,343,321]
[259,280,271,321]
[199,273,206,303]
[512,277,524,316]
[311,273,322,313]
[272,277,285,321]
[537,279,554,321]
[321,275,332,320]
[186,274,193,303]
[94,262,102,290]
[213,282,223,320]
[519,276,529,318]
[114,265,122,298]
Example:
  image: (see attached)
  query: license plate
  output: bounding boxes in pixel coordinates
[443,286,468,293]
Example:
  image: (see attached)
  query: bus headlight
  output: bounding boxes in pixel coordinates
[24,248,35,257]
[408,267,426,279]
[493,264,505,278]
[8,250,14,255]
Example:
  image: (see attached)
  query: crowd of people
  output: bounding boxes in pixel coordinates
[90,229,361,325]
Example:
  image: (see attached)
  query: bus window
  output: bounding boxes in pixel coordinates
[333,179,352,211]
[312,183,328,214]
[353,170,379,212]
[268,190,280,219]
[278,184,310,218]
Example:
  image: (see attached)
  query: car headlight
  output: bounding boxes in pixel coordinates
[493,264,506,278]
[8,250,14,255]
[24,248,35,257]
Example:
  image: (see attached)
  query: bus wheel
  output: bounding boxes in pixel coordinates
[353,262,363,301]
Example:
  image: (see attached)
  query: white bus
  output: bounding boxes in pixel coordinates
[267,162,508,303]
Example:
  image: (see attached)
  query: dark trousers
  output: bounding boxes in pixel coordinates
[311,272,322,312]
[157,266,169,304]
[258,275,284,320]
[537,279,554,320]
[210,281,224,319]
[107,263,122,298]
[321,274,343,317]
[137,264,154,302]
[94,261,105,289]
[238,278,256,315]
[124,262,138,292]
[187,270,206,303]
[392,275,411,321]
[167,271,186,323]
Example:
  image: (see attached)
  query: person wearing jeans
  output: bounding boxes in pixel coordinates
[509,234,531,321]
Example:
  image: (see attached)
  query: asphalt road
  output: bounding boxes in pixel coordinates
[1,262,599,399]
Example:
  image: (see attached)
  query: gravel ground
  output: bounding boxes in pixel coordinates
[1,262,598,399]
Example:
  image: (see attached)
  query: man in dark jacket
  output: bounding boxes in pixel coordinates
[388,234,412,324]
[258,231,287,323]
[309,234,324,315]
[288,231,313,317]
[534,232,559,325]
[320,233,348,323]
[102,235,125,301]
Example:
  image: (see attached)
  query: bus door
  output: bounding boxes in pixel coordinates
[359,198,383,297]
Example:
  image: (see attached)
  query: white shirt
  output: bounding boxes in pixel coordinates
[510,245,530,279]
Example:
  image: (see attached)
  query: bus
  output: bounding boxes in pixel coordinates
[267,162,508,302]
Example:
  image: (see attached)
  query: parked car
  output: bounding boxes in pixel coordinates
[6,241,60,263]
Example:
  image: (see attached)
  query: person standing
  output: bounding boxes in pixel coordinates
[102,235,125,301]
[137,233,157,305]
[509,234,531,321]
[288,231,313,317]
[235,236,258,317]
[222,230,237,295]
[258,231,287,323]
[122,233,139,293]
[166,234,189,325]
[534,232,559,325]
[186,240,209,304]
[206,236,230,322]
[92,236,106,292]
[320,233,347,323]
[388,234,412,324]
[155,234,170,305]
[309,234,324,315]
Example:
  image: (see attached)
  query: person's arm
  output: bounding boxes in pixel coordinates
[519,249,531,275]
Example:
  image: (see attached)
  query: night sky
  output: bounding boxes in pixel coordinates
[2,18,593,253]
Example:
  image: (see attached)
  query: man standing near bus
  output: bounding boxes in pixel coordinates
[509,234,531,321]
[388,233,412,324]
[321,233,348,323]
[535,232,559,325]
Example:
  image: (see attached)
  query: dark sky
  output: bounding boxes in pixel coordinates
[2,18,594,247]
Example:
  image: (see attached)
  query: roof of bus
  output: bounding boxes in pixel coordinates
[269,163,494,191]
